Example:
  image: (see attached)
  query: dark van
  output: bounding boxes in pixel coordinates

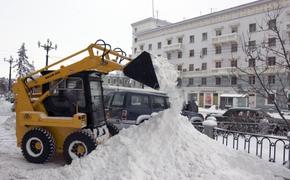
[105,90,169,129]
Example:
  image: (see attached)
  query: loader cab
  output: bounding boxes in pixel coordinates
[42,71,106,128]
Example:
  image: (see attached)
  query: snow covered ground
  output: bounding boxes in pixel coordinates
[1,56,290,180]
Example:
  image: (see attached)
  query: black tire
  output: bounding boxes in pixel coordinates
[106,122,119,136]
[21,128,56,163]
[63,130,97,164]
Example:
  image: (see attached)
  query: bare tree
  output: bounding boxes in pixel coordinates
[233,2,290,127]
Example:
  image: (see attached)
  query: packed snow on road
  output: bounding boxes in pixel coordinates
[0,56,290,180]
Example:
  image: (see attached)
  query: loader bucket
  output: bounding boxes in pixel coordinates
[123,51,160,90]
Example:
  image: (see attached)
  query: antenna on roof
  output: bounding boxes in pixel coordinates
[156,10,159,20]
[152,0,155,18]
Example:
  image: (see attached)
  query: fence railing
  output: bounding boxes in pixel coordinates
[197,122,290,168]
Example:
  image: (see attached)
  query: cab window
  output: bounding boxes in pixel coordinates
[130,94,149,108]
[152,96,166,109]
[111,93,125,106]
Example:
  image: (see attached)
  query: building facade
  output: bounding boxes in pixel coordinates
[131,0,290,109]
[102,73,143,88]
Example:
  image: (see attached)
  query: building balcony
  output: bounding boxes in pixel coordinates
[181,65,288,78]
[182,67,237,77]
[163,43,183,51]
[212,33,239,44]
[211,67,238,75]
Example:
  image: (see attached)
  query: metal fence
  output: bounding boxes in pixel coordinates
[198,123,290,168]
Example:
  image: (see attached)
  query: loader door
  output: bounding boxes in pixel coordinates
[88,75,106,127]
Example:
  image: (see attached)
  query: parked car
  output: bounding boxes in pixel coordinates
[105,89,203,129]
[205,107,289,135]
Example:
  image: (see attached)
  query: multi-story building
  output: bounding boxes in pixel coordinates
[131,0,290,110]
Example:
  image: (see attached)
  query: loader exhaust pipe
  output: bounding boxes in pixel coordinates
[123,51,160,90]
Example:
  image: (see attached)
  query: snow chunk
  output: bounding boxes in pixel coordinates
[203,119,217,127]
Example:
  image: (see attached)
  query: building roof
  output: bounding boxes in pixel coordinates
[131,17,171,26]
[134,0,274,35]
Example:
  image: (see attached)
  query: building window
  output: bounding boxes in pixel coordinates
[148,44,152,51]
[201,77,207,85]
[248,40,256,50]
[201,63,207,70]
[188,78,194,85]
[249,76,255,85]
[177,65,182,71]
[231,59,237,67]
[178,37,183,43]
[167,52,171,60]
[178,51,182,58]
[248,58,255,67]
[158,42,162,49]
[189,35,195,43]
[134,38,138,43]
[216,29,222,36]
[139,45,144,51]
[267,57,276,66]
[268,75,275,84]
[268,38,276,47]
[202,48,207,56]
[134,48,137,54]
[231,76,237,85]
[189,49,194,57]
[249,23,256,32]
[268,19,276,30]
[231,26,238,33]
[108,79,111,84]
[202,32,208,41]
[215,77,221,85]
[231,43,238,52]
[267,94,275,105]
[215,61,222,68]
[215,45,222,54]
[189,64,194,71]
[167,39,172,45]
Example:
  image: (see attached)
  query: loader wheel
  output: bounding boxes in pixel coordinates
[21,128,56,163]
[63,130,97,164]
[106,122,119,136]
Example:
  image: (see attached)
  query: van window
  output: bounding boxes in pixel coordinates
[152,96,166,109]
[112,93,125,106]
[130,94,149,108]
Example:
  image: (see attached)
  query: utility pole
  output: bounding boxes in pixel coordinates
[4,56,15,91]
[38,39,57,66]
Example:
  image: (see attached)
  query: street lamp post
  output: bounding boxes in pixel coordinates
[38,39,57,66]
[4,56,15,91]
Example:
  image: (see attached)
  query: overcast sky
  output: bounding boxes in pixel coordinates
[0,0,255,78]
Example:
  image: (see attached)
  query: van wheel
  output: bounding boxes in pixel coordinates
[63,130,97,164]
[106,122,119,136]
[21,128,56,163]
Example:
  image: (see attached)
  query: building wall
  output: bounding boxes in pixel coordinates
[102,74,143,88]
[131,0,290,109]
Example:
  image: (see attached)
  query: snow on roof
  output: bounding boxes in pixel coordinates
[104,85,166,95]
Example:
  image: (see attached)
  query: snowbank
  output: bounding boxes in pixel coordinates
[0,56,290,180]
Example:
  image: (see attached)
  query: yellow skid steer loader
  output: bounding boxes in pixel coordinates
[12,39,159,164]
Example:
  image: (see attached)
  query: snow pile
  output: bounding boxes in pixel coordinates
[0,56,290,180]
